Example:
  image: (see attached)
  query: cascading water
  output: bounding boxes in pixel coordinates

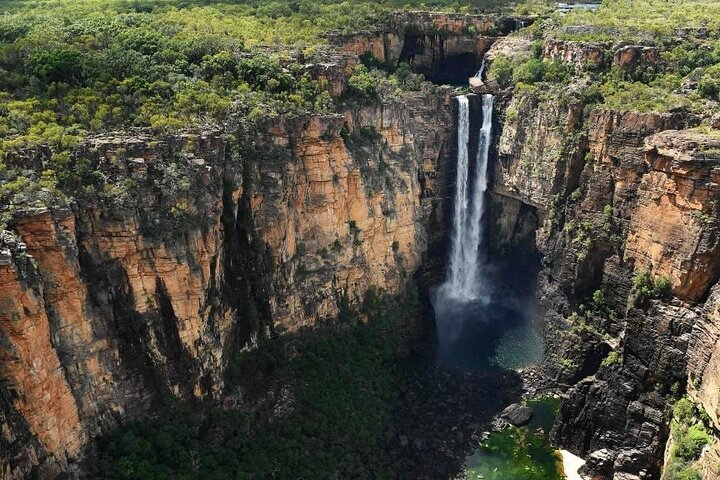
[442,94,494,302]
[474,58,486,79]
[432,93,506,364]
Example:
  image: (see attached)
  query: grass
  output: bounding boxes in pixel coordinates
[551,0,720,43]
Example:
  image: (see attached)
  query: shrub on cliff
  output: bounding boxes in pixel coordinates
[601,350,620,367]
[666,397,712,479]
[347,64,381,102]
[673,398,696,424]
[513,58,546,84]
[502,57,574,87]
[488,54,515,87]
[633,269,673,305]
[673,424,711,461]
[392,62,425,91]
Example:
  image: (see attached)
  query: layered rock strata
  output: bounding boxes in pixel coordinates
[0,85,456,478]
[486,35,720,479]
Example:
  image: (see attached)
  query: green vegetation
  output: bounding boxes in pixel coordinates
[601,350,620,367]
[0,1,436,229]
[564,219,594,261]
[488,54,575,88]
[691,210,717,226]
[591,289,605,308]
[551,0,720,43]
[551,0,720,112]
[485,0,720,114]
[665,397,713,480]
[95,288,421,479]
[674,398,696,424]
[599,78,693,113]
[559,357,578,372]
[0,0,516,225]
[466,427,564,480]
[465,398,563,480]
[633,269,672,306]
[674,424,712,462]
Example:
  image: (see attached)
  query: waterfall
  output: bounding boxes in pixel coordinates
[434,93,541,369]
[443,94,494,302]
[474,58,486,79]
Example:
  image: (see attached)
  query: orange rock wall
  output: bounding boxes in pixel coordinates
[0,91,455,478]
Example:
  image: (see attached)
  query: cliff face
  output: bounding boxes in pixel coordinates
[2,12,719,480]
[488,37,720,479]
[328,12,531,84]
[0,86,456,478]
[628,131,720,302]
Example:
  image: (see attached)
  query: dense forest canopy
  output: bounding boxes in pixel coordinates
[0,0,719,229]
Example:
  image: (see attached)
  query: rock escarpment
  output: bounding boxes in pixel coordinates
[328,12,532,84]
[2,10,719,480]
[486,35,720,480]
[0,80,456,477]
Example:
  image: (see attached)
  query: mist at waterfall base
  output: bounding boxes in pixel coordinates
[431,94,542,371]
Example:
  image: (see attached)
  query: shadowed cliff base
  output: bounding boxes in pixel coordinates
[85,289,522,480]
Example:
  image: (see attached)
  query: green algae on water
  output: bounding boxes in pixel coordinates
[465,398,564,480]
[465,427,564,480]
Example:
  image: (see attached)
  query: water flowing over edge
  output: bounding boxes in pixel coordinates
[440,94,494,304]
[474,58,486,79]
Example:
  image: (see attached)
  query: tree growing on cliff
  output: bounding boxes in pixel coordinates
[347,64,380,102]
[632,269,672,306]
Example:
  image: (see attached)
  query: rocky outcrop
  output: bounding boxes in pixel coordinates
[543,39,607,70]
[687,284,720,427]
[0,230,85,480]
[0,87,457,477]
[495,82,587,210]
[328,12,532,83]
[626,131,720,302]
[484,35,534,63]
[501,403,533,425]
[613,45,661,80]
[489,73,718,478]
[305,52,359,97]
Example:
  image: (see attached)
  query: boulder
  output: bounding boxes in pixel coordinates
[469,76,483,90]
[501,403,532,425]
[711,113,720,130]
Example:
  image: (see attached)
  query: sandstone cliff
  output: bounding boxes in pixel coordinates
[486,35,720,479]
[327,12,532,84]
[0,82,456,477]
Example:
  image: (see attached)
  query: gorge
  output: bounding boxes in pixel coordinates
[1,1,720,480]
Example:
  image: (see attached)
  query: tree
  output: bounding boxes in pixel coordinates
[237,55,294,93]
[488,54,514,86]
[512,58,546,84]
[347,64,379,101]
[29,48,85,85]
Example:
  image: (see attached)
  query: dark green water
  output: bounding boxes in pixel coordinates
[492,316,544,370]
[432,255,552,478]
[465,398,563,480]
[433,282,543,371]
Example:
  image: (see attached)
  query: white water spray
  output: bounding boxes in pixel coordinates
[474,58,486,79]
[442,94,494,302]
